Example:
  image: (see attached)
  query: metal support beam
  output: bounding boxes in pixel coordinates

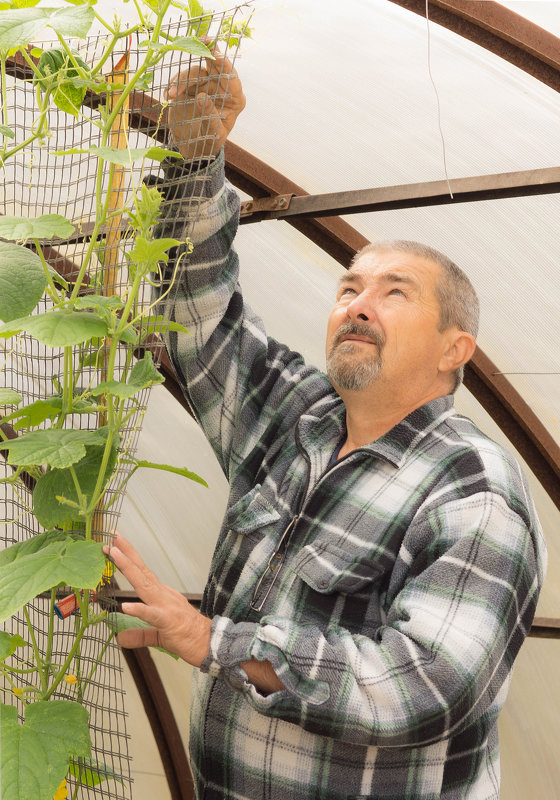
[225,140,371,265]
[235,167,560,221]
[387,0,560,93]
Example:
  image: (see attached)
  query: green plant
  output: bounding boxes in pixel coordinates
[0,1,251,797]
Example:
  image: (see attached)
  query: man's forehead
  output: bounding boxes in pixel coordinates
[349,249,441,283]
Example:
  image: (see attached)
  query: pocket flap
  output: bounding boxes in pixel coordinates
[291,539,384,594]
[225,484,281,535]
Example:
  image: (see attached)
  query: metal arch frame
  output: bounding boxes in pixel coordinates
[387,0,560,94]
[4,4,560,799]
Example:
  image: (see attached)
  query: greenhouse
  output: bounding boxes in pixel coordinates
[0,0,559,798]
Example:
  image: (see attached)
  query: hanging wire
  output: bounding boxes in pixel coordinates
[425,0,454,199]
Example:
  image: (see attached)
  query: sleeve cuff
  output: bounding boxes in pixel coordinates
[158,147,226,204]
[200,615,258,691]
[201,616,330,706]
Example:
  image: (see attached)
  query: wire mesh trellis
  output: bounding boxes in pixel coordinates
[1,5,250,798]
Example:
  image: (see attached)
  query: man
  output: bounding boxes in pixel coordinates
[106,52,547,799]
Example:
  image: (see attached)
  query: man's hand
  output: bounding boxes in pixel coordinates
[166,46,246,161]
[104,533,211,667]
[105,533,285,694]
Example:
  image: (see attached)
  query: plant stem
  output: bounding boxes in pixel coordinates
[0,664,41,675]
[0,54,9,160]
[68,465,87,514]
[23,605,48,694]
[62,346,73,418]
[69,0,176,301]
[32,238,63,301]
[83,631,114,687]
[90,27,142,77]
[42,620,88,701]
[0,48,51,163]
[44,588,56,675]
[73,613,84,703]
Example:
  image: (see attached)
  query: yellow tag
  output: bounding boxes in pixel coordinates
[53,778,68,800]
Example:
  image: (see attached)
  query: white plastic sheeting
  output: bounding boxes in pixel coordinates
[119,0,560,606]
[74,0,560,795]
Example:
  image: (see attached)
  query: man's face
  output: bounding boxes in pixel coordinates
[326,249,450,393]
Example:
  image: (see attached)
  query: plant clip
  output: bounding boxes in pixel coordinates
[54,590,98,620]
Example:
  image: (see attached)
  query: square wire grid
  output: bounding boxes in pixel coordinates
[1,6,249,797]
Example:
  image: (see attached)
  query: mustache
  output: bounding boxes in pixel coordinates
[330,322,385,351]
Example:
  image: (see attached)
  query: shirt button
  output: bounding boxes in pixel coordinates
[317,579,329,590]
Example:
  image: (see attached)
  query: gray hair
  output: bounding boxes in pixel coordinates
[352,240,479,391]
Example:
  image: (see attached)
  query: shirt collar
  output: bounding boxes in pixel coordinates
[363,395,456,467]
[297,393,456,469]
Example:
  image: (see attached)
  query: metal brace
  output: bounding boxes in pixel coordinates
[239,193,293,218]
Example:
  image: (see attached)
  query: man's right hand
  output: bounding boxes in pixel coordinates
[165,45,246,161]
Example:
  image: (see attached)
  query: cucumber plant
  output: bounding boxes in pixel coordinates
[0,1,251,797]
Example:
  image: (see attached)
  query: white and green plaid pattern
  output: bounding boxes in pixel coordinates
[156,152,547,800]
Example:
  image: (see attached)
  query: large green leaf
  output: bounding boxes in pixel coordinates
[0,243,47,322]
[0,5,93,48]
[52,80,86,117]
[3,398,64,429]
[4,396,98,430]
[0,389,23,406]
[91,352,163,399]
[0,8,49,47]
[35,49,90,118]
[74,294,124,312]
[0,538,105,623]
[3,428,107,469]
[47,4,94,37]
[0,311,108,345]
[69,757,124,787]
[187,0,205,17]
[33,440,118,528]
[1,701,91,800]
[115,324,138,345]
[0,214,75,241]
[0,529,68,569]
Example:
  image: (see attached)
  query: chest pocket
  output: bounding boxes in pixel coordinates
[290,537,385,595]
[225,484,282,537]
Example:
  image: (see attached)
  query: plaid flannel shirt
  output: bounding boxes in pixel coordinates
[157,151,547,800]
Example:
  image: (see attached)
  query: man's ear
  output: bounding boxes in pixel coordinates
[438,329,477,376]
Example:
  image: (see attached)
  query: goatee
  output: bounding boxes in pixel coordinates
[326,322,385,391]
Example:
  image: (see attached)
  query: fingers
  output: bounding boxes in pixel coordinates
[117,625,160,650]
[108,533,145,570]
[167,49,239,101]
[103,536,161,605]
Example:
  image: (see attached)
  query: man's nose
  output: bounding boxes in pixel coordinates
[347,292,374,322]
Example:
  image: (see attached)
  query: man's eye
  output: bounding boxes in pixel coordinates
[340,287,357,296]
[389,288,406,297]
